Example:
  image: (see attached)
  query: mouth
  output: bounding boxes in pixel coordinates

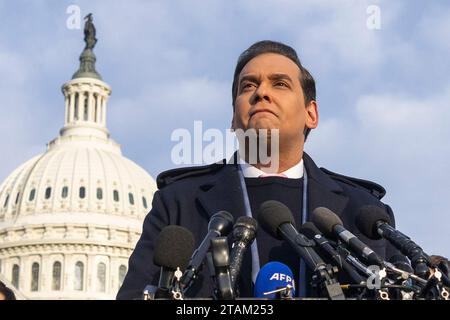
[249,109,277,118]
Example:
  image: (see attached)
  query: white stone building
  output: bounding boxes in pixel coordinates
[0,17,157,299]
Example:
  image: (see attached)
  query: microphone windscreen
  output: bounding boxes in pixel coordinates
[298,222,322,240]
[311,207,343,238]
[258,200,295,240]
[153,225,195,271]
[356,205,391,240]
[254,262,296,298]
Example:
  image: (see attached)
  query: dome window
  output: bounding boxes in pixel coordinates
[31,262,40,292]
[12,264,20,289]
[3,194,9,208]
[128,193,134,205]
[52,261,62,291]
[15,192,20,205]
[61,186,69,199]
[113,190,119,202]
[74,261,84,291]
[45,187,52,200]
[118,265,127,290]
[79,186,86,199]
[97,262,106,292]
[142,196,148,209]
[29,189,36,201]
[96,188,103,200]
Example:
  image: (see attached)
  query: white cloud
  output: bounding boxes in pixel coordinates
[0,44,61,183]
[105,76,232,174]
[308,87,450,256]
[108,77,230,129]
[417,5,450,52]
[0,50,29,87]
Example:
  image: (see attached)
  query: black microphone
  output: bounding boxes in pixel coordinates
[258,201,325,271]
[299,222,366,284]
[258,200,345,300]
[355,205,430,278]
[181,211,234,291]
[209,236,234,299]
[153,225,195,298]
[312,207,385,267]
[389,254,414,274]
[229,216,258,291]
[385,254,428,291]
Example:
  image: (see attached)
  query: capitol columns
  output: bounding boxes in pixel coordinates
[95,93,100,124]
[88,90,94,122]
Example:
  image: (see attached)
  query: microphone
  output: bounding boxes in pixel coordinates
[355,205,430,277]
[258,201,325,271]
[312,207,384,267]
[385,254,427,294]
[181,211,234,291]
[229,216,258,291]
[254,262,296,299]
[299,222,366,285]
[209,236,234,299]
[153,225,195,299]
[258,201,345,300]
[389,254,414,274]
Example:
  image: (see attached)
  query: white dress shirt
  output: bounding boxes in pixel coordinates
[238,157,304,179]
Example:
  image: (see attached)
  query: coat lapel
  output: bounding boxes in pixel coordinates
[303,152,349,221]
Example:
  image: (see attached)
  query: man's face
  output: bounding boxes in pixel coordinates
[232,53,317,148]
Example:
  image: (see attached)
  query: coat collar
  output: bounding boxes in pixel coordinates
[196,162,247,222]
[196,152,349,221]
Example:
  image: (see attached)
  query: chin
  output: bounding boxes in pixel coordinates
[249,118,279,131]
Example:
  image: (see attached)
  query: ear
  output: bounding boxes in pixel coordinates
[305,100,319,130]
[231,113,236,131]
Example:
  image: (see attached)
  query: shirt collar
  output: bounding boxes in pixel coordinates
[237,157,304,179]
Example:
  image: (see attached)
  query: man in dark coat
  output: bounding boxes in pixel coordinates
[117,40,400,299]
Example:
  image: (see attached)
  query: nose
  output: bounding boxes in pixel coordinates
[251,82,272,105]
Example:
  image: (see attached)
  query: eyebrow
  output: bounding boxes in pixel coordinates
[268,73,294,84]
[239,74,260,86]
[239,73,294,86]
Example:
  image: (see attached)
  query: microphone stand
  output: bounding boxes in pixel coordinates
[418,268,450,300]
[207,237,235,300]
[291,233,345,300]
[310,264,346,300]
[142,267,185,300]
[263,284,295,300]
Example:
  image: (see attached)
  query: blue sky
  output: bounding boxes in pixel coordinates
[1,0,449,257]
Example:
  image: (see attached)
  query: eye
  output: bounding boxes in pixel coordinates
[240,82,255,91]
[274,81,289,88]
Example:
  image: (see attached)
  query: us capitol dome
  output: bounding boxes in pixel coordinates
[0,15,157,299]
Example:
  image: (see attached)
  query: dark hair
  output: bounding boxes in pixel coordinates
[232,40,316,139]
[0,281,16,300]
